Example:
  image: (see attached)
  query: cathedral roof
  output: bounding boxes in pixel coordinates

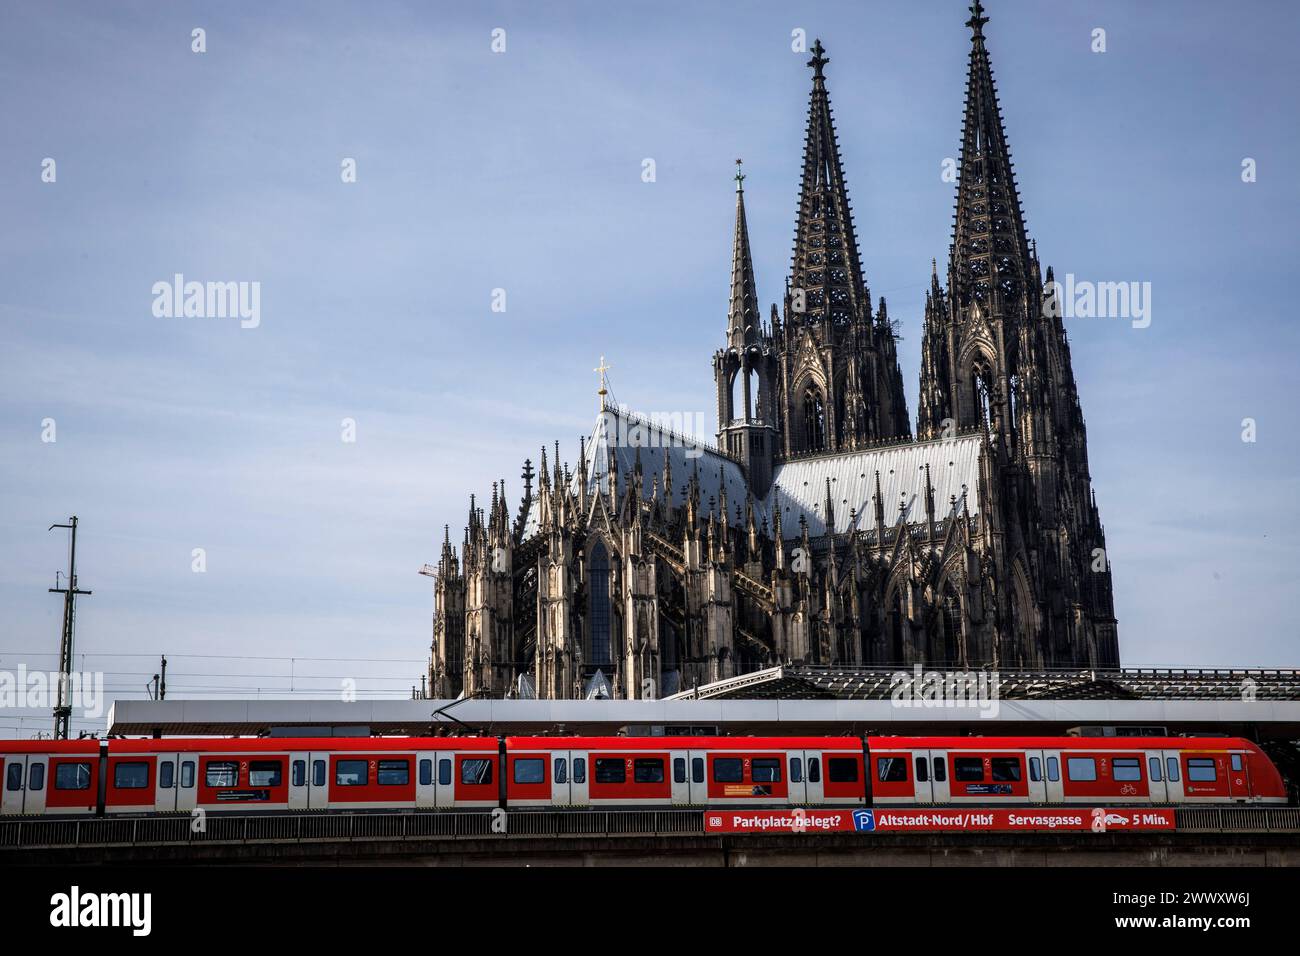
[588,406,750,513]
[520,404,981,542]
[765,435,981,537]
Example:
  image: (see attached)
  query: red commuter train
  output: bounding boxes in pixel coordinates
[0,734,1287,816]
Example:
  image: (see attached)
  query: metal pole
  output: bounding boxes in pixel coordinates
[49,516,92,740]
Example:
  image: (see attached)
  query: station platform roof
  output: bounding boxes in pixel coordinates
[104,666,1300,740]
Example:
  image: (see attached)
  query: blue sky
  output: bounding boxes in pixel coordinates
[1,0,1297,729]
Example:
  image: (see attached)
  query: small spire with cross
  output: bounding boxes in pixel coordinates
[594,355,612,409]
[807,38,829,79]
[734,158,745,192]
[966,0,989,40]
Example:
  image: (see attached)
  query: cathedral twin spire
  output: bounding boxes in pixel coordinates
[950,0,1033,311]
[788,38,870,328]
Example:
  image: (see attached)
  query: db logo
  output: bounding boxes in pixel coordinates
[708,815,722,827]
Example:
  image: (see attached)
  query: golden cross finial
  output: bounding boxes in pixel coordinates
[594,355,612,408]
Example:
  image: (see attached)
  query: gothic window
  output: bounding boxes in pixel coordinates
[803,388,826,452]
[973,366,994,434]
[588,541,611,671]
[887,590,905,664]
[939,584,962,667]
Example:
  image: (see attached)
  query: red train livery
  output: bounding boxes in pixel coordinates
[0,734,1286,816]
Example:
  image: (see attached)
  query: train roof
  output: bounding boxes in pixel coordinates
[0,734,1260,753]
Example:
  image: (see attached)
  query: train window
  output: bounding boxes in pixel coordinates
[461,759,493,786]
[790,758,803,784]
[206,761,239,788]
[5,763,21,791]
[1148,757,1162,782]
[690,758,703,785]
[752,759,782,783]
[181,761,195,789]
[808,758,821,784]
[513,758,545,785]
[573,758,587,785]
[250,761,283,787]
[418,759,432,786]
[634,759,665,784]
[55,762,92,791]
[293,760,307,787]
[1067,757,1097,782]
[313,760,326,788]
[877,757,907,783]
[1231,755,1244,772]
[336,760,368,787]
[713,758,743,783]
[672,758,686,784]
[595,758,626,784]
[377,760,410,786]
[1113,758,1141,782]
[1029,757,1042,782]
[1047,757,1060,782]
[828,758,859,783]
[933,758,946,783]
[1165,757,1179,782]
[556,758,569,784]
[438,759,452,787]
[991,758,1021,782]
[159,760,174,790]
[28,764,44,792]
[1187,758,1217,783]
[115,762,150,790]
[916,757,929,782]
[954,758,984,782]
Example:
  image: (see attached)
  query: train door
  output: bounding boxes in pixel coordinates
[687,750,709,804]
[433,752,454,808]
[670,751,690,806]
[24,756,49,814]
[1024,750,1048,804]
[787,751,807,805]
[1145,751,1168,803]
[307,752,330,809]
[1,756,22,814]
[554,751,574,807]
[413,753,435,809]
[928,750,951,804]
[176,756,198,813]
[914,753,934,804]
[1043,749,1064,803]
[1159,750,1185,802]
[569,749,589,806]
[1228,751,1251,801]
[288,752,311,810]
[802,751,825,806]
[154,753,178,812]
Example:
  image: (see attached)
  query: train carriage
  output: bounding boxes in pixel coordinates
[0,733,1287,816]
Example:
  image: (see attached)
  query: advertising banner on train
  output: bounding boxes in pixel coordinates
[705,807,1177,833]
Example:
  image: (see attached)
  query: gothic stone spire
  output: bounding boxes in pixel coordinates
[951,0,1032,312]
[727,160,760,348]
[789,39,868,327]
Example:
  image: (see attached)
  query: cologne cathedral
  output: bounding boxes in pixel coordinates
[429,3,1119,700]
